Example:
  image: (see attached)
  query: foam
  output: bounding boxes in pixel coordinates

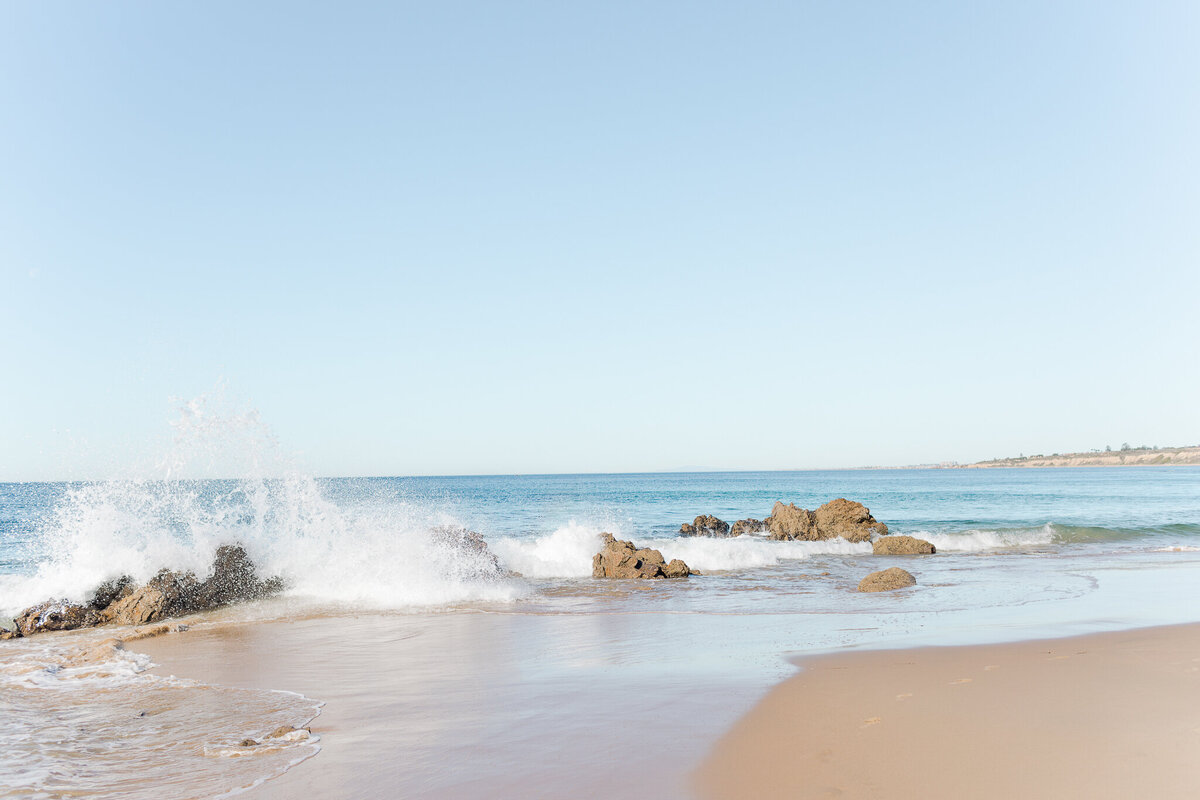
[915,523,1057,553]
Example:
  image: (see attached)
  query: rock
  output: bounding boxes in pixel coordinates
[89,576,135,610]
[664,559,691,578]
[592,533,690,579]
[679,515,731,537]
[857,567,916,592]
[814,498,888,542]
[766,502,818,540]
[13,600,101,636]
[872,536,936,555]
[239,739,259,747]
[730,518,767,537]
[766,499,889,542]
[122,624,173,642]
[102,568,199,627]
[0,627,19,640]
[267,725,308,739]
[430,525,503,572]
[191,545,279,609]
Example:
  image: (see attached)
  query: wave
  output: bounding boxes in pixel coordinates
[491,523,872,578]
[0,475,524,619]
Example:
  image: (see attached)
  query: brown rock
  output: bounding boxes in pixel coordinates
[122,624,173,642]
[192,544,279,609]
[267,725,309,739]
[13,601,101,636]
[592,533,690,579]
[813,498,888,542]
[857,567,916,592]
[679,515,731,537]
[239,739,259,747]
[102,568,199,627]
[663,559,691,578]
[766,502,818,540]
[872,536,936,555]
[0,627,19,640]
[730,518,767,537]
[89,576,135,610]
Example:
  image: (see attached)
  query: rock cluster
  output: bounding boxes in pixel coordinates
[872,535,936,555]
[766,498,888,542]
[592,533,690,579]
[857,567,917,592]
[4,545,282,639]
[679,515,731,537]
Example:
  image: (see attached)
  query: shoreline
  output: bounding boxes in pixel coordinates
[694,622,1200,799]
[122,612,1200,799]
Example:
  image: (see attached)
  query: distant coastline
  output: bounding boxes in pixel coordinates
[883,444,1200,470]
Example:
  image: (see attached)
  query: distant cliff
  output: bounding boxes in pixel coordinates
[951,445,1200,469]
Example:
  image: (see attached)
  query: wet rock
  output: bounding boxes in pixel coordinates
[239,739,259,747]
[1,626,21,640]
[592,533,690,579]
[813,498,888,542]
[267,725,309,739]
[730,518,767,537]
[857,567,916,592]
[430,525,503,572]
[102,569,199,627]
[89,576,135,610]
[766,502,818,540]
[122,624,173,642]
[872,535,936,555]
[192,545,280,609]
[679,515,731,537]
[13,600,101,636]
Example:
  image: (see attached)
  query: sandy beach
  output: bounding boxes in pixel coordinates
[696,623,1200,800]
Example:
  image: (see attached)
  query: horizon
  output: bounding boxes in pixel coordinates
[3,2,1198,482]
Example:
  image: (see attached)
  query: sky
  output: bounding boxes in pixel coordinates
[1,1,1198,480]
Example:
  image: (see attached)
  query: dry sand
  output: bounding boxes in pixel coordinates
[694,624,1200,800]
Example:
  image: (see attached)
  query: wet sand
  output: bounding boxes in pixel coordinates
[131,610,773,799]
[695,623,1200,800]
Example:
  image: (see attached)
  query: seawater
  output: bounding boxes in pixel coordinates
[3,467,1200,798]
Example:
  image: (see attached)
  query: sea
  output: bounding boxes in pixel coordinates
[3,453,1200,797]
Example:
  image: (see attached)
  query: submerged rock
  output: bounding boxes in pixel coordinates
[767,499,888,542]
[679,515,731,537]
[592,533,690,579]
[730,518,767,537]
[872,535,936,555]
[857,567,916,592]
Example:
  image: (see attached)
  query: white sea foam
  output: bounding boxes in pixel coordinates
[916,523,1057,552]
[490,524,872,578]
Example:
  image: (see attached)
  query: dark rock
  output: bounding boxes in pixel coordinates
[857,567,916,592]
[592,533,690,579]
[872,536,935,555]
[730,518,767,537]
[102,569,199,627]
[89,576,135,610]
[430,525,503,572]
[192,545,279,609]
[14,600,101,636]
[239,739,259,747]
[679,515,731,537]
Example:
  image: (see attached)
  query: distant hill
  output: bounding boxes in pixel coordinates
[942,445,1200,469]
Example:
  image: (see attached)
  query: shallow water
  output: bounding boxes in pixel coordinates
[2,466,1200,798]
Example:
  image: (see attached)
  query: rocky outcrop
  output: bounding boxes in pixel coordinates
[592,533,690,579]
[766,502,818,540]
[730,518,767,537]
[430,525,503,572]
[872,536,936,555]
[8,544,282,638]
[857,567,916,592]
[767,499,888,542]
[814,498,888,542]
[679,515,731,537]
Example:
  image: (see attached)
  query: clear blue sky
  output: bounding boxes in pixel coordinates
[2,1,1198,480]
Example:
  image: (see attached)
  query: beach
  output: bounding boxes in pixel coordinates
[697,623,1200,800]
[4,467,1200,798]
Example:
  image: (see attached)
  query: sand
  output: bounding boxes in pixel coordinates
[694,624,1200,800]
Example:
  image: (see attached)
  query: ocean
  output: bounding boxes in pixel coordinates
[3,466,1200,798]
